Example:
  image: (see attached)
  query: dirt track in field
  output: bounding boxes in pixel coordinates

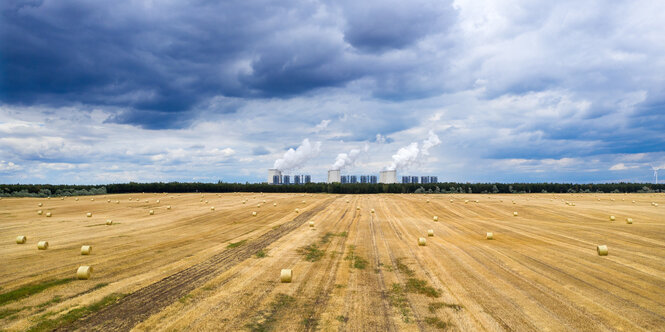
[1,193,664,331]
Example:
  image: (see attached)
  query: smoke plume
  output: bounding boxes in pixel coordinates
[273,139,322,171]
[387,131,441,171]
[331,143,369,171]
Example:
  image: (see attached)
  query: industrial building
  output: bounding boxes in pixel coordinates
[268,169,282,184]
[268,169,311,185]
[360,175,378,184]
[329,169,378,184]
[401,175,439,184]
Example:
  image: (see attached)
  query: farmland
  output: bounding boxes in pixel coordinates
[1,193,664,331]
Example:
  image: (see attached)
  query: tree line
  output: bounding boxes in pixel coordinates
[1,182,663,197]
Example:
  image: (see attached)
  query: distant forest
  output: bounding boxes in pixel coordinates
[1,182,663,197]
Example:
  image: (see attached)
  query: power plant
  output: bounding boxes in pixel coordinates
[268,169,311,185]
[402,175,438,184]
[270,168,437,184]
[340,175,377,184]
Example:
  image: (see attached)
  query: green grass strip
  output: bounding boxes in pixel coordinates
[0,278,73,306]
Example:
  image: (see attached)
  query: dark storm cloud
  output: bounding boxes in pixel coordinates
[0,0,457,129]
[339,0,455,52]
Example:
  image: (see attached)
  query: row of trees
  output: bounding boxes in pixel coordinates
[0,185,107,197]
[1,182,663,196]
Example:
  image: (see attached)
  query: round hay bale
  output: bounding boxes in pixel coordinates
[632,200,635,203]
[464,200,469,204]
[61,197,64,200]
[38,210,43,215]
[149,210,155,215]
[76,266,92,280]
[475,200,479,203]
[346,200,350,203]
[273,203,277,206]
[427,229,434,237]
[145,200,149,203]
[486,232,494,240]
[115,200,120,204]
[449,199,453,203]
[263,200,266,203]
[16,235,27,244]
[91,198,94,201]
[156,200,160,203]
[370,208,375,214]
[427,199,430,203]
[211,206,215,211]
[433,216,438,222]
[106,219,113,225]
[205,200,209,204]
[167,205,171,210]
[280,269,292,283]
[129,197,132,201]
[252,211,257,216]
[257,204,261,208]
[302,200,306,204]
[38,202,43,207]
[418,237,427,246]
[46,212,52,217]
[86,212,92,218]
[356,206,360,210]
[81,245,92,255]
[513,212,518,216]
[512,201,516,204]
[242,200,246,204]
[597,245,608,256]
[609,215,615,221]
[626,217,633,224]
[309,221,315,227]
[38,241,49,250]
[75,198,79,201]
[107,199,111,203]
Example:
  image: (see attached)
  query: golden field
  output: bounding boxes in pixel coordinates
[1,193,664,331]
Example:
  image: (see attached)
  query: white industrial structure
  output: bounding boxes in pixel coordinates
[268,169,282,184]
[270,168,435,185]
[379,170,397,184]
[327,170,341,183]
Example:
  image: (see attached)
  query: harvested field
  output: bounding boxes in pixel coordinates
[1,193,664,331]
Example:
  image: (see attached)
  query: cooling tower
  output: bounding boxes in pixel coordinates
[328,170,341,183]
[379,170,397,184]
[268,169,282,184]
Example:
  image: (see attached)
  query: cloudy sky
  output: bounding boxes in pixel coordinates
[1,0,664,184]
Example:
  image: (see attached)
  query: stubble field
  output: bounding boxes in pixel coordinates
[1,192,664,331]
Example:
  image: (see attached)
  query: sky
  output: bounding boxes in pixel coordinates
[1,0,664,184]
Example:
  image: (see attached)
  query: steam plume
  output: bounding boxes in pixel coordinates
[331,143,369,171]
[273,139,321,171]
[387,131,441,171]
